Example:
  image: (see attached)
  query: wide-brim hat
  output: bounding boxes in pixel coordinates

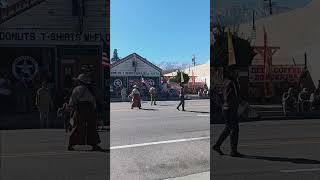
[73,74,91,84]
[133,85,138,88]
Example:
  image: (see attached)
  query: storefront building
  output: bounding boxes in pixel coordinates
[0,0,109,114]
[110,53,162,97]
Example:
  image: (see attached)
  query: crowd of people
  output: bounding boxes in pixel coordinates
[282,84,320,115]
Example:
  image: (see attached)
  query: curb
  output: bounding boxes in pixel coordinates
[165,172,209,180]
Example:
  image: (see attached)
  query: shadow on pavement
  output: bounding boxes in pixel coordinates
[239,155,320,164]
[140,108,158,111]
[185,110,209,114]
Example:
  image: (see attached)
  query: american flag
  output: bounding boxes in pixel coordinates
[102,39,109,68]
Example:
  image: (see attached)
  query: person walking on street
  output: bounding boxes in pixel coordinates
[67,74,104,151]
[212,67,243,157]
[36,81,52,128]
[177,84,185,111]
[121,87,127,102]
[129,85,142,109]
[149,86,157,105]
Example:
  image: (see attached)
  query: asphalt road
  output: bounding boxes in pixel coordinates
[111,99,210,180]
[211,119,320,180]
[0,129,110,180]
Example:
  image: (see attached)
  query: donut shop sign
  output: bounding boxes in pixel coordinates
[0,31,105,42]
[249,65,304,82]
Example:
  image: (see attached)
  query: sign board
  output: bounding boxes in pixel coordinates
[110,71,160,77]
[0,31,108,45]
[249,65,304,82]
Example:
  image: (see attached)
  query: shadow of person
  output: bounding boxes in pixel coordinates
[239,155,320,164]
[140,108,158,111]
[184,110,209,114]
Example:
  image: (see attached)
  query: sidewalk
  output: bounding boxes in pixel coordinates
[165,172,209,180]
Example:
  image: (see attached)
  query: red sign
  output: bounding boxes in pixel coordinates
[249,65,304,82]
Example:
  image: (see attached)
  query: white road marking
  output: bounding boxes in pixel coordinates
[111,136,210,150]
[280,168,320,173]
[197,115,209,117]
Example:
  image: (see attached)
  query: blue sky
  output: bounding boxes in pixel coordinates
[110,0,210,65]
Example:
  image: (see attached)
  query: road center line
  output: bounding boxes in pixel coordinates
[111,136,210,150]
[280,168,320,173]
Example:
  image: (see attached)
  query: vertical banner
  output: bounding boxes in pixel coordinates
[180,71,184,83]
[227,28,236,66]
[263,27,274,97]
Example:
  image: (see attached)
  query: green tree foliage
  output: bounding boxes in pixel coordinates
[211,26,257,68]
[170,71,190,85]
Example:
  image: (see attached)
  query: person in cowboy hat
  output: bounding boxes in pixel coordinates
[67,73,104,151]
[212,66,243,157]
[129,85,142,109]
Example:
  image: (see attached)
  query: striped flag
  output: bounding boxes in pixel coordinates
[102,51,109,68]
[101,39,109,68]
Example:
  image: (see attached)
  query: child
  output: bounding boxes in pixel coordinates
[57,98,72,133]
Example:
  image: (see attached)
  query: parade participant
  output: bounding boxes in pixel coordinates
[176,84,185,111]
[129,85,142,109]
[212,67,242,157]
[149,86,157,105]
[35,81,52,128]
[298,88,311,112]
[67,74,103,151]
[282,87,297,115]
[121,87,127,102]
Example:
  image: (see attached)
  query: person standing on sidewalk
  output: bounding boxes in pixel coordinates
[176,84,185,111]
[149,86,157,105]
[212,67,242,157]
[35,81,52,128]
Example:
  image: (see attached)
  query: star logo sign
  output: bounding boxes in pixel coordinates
[12,56,38,80]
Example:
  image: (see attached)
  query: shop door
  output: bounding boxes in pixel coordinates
[60,59,78,93]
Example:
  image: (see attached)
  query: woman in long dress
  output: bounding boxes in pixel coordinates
[129,85,141,109]
[68,74,103,151]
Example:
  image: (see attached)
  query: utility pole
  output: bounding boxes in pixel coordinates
[252,9,255,30]
[304,52,307,70]
[264,0,272,15]
[192,55,196,66]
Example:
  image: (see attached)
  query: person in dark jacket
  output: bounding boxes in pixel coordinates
[212,67,243,157]
[176,84,185,111]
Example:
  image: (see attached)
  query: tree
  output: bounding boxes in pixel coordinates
[169,71,190,85]
[111,49,120,63]
[211,26,256,68]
